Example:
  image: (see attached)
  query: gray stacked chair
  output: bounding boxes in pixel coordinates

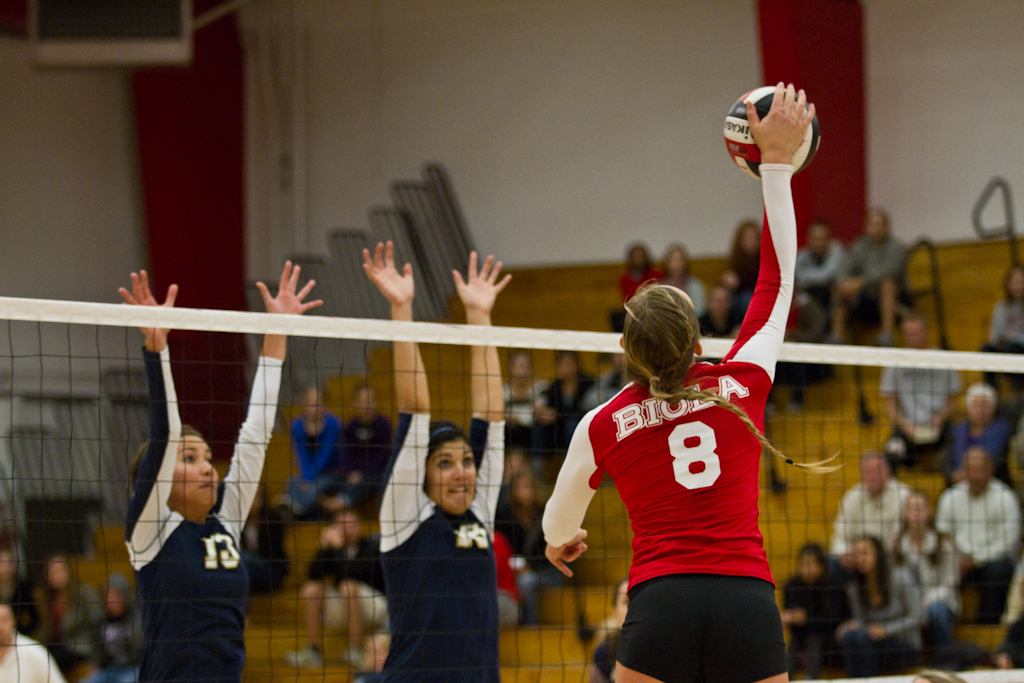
[424,163,475,262]
[387,164,476,322]
[327,228,390,323]
[390,180,460,315]
[288,254,366,381]
[368,207,447,321]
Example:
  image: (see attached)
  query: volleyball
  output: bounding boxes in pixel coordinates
[723,86,820,179]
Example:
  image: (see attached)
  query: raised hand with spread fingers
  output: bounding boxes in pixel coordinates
[453,251,511,322]
[256,260,324,361]
[362,241,415,315]
[453,252,511,424]
[118,270,178,353]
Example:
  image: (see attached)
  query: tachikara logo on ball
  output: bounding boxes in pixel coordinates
[724,85,820,178]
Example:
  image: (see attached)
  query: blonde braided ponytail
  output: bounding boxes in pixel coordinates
[626,284,838,475]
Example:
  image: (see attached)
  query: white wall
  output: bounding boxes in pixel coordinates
[302,0,765,267]
[0,37,147,389]
[0,37,146,301]
[865,0,1024,245]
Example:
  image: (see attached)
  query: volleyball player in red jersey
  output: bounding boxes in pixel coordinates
[542,84,832,683]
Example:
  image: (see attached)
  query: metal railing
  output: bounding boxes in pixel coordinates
[972,176,1018,265]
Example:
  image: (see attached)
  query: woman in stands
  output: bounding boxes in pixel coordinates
[837,536,922,676]
[543,84,830,683]
[121,264,321,683]
[362,243,507,682]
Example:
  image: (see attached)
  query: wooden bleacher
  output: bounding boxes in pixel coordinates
[67,237,1017,681]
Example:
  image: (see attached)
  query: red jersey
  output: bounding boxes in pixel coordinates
[543,165,797,589]
[618,269,663,302]
[492,531,519,601]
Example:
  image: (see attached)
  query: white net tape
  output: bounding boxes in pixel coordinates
[2,295,1024,372]
[811,673,1024,683]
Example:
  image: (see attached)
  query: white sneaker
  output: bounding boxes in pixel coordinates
[341,646,365,669]
[285,646,324,668]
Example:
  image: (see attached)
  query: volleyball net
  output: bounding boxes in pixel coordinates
[4,296,1024,682]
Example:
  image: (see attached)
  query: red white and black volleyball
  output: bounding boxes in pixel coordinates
[724,86,820,179]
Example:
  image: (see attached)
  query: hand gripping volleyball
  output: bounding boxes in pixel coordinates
[724,85,820,178]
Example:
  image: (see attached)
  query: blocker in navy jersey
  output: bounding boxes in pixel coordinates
[376,413,504,683]
[126,348,281,683]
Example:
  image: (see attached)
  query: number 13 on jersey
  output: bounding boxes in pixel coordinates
[202,533,241,569]
[668,421,721,490]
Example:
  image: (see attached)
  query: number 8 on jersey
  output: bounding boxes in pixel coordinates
[669,421,721,490]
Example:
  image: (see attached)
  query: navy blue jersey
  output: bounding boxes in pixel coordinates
[377,413,504,683]
[126,348,282,683]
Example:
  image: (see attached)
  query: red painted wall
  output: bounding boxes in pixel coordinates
[758,0,866,245]
[132,3,250,456]
[0,0,26,35]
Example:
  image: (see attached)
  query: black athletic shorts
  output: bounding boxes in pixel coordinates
[617,574,787,683]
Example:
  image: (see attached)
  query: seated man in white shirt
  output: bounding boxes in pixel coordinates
[0,602,67,683]
[937,446,1021,624]
[881,316,961,469]
[831,452,911,571]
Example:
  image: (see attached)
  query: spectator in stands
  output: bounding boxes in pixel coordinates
[503,351,547,451]
[660,243,706,317]
[80,574,143,683]
[492,530,520,628]
[831,208,907,347]
[893,492,960,669]
[618,242,661,303]
[0,602,66,683]
[699,284,743,338]
[593,576,629,648]
[581,352,627,414]
[996,612,1024,669]
[611,243,662,332]
[781,543,847,680]
[795,221,845,312]
[0,544,38,636]
[591,577,628,683]
[1001,556,1024,626]
[503,447,530,487]
[793,220,845,345]
[285,509,386,669]
[353,632,390,683]
[836,536,922,677]
[721,219,761,316]
[831,452,911,569]
[36,554,103,677]
[944,382,1011,486]
[283,384,344,518]
[338,384,392,508]
[495,470,561,625]
[534,351,593,469]
[936,446,1020,624]
[982,264,1024,392]
[240,483,289,594]
[881,316,961,469]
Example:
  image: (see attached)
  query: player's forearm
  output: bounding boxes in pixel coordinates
[225,357,283,525]
[467,310,504,422]
[261,334,287,361]
[128,348,182,540]
[391,302,430,414]
[761,165,797,283]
